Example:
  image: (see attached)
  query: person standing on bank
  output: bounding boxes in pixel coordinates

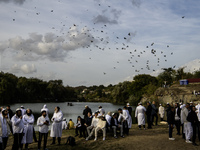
[123,106,132,135]
[158,104,165,121]
[50,106,63,145]
[0,109,12,150]
[127,103,133,117]
[174,103,181,135]
[22,109,34,150]
[37,109,50,150]
[187,106,198,146]
[11,108,24,150]
[151,101,158,126]
[135,102,146,130]
[182,103,193,143]
[167,107,175,140]
[146,102,152,129]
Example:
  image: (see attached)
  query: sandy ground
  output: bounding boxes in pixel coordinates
[6,123,200,150]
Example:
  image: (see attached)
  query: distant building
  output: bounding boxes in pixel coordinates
[179,78,200,85]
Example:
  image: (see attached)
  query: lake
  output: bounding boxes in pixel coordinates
[9,102,130,131]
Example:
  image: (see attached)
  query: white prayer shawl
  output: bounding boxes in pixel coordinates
[135,105,146,125]
[11,115,24,134]
[37,115,50,133]
[62,121,67,130]
[22,114,34,144]
[50,110,63,137]
[21,108,26,116]
[99,108,105,115]
[196,104,200,121]
[123,109,132,128]
[118,113,125,123]
[105,114,111,126]
[159,106,165,118]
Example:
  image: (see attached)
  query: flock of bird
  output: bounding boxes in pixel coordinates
[10,0,187,77]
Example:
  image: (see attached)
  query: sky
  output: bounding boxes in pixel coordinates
[0,0,200,87]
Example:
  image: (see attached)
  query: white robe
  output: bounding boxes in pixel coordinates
[50,110,63,137]
[123,109,132,128]
[135,105,146,125]
[62,121,67,130]
[159,106,165,118]
[22,114,34,144]
[37,115,50,133]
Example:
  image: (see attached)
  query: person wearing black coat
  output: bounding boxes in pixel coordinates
[111,113,124,138]
[187,106,199,146]
[75,116,86,138]
[167,107,175,140]
[174,103,181,135]
[83,105,92,121]
[146,102,152,129]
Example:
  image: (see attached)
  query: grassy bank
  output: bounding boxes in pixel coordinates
[6,123,200,150]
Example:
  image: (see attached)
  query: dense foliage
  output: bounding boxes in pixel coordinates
[1,67,200,105]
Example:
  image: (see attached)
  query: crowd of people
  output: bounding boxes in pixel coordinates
[1,101,200,150]
[135,100,200,146]
[166,102,200,146]
[0,103,133,150]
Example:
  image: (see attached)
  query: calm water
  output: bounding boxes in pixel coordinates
[9,102,129,131]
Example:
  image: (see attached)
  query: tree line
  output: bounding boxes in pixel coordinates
[0,67,200,105]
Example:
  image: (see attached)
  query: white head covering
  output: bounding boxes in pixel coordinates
[41,108,47,112]
[43,104,47,108]
[127,103,130,106]
[16,108,21,111]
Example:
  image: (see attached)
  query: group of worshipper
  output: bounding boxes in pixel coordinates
[135,101,160,130]
[0,103,133,149]
[166,102,200,146]
[76,104,133,141]
[0,104,64,150]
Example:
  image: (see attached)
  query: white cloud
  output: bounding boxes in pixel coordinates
[0,26,98,61]
[10,64,37,74]
[181,59,200,73]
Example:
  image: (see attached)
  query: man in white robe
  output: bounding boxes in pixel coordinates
[22,109,34,149]
[159,104,165,121]
[37,109,50,150]
[50,106,63,145]
[135,102,146,130]
[0,108,12,150]
[123,106,132,135]
[11,108,24,150]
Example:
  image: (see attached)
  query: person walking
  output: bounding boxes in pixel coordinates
[135,102,146,130]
